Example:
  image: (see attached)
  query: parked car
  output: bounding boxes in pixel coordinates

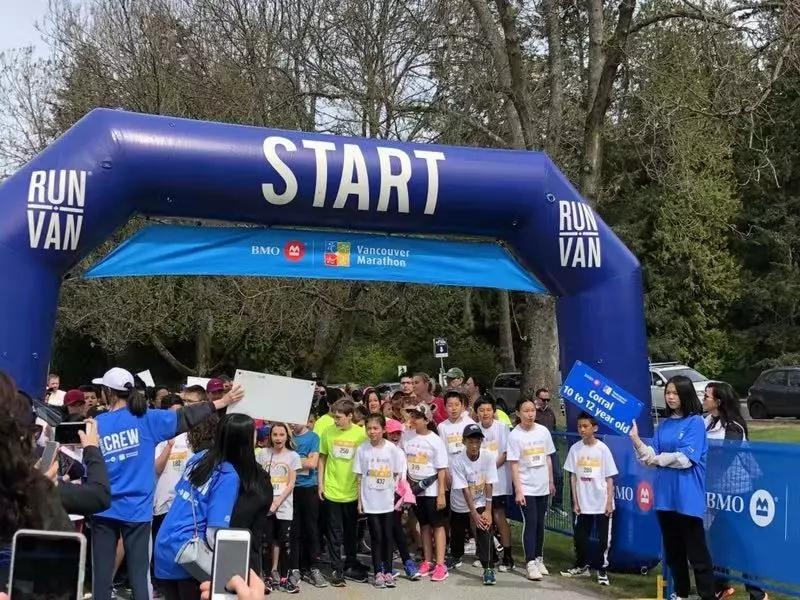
[747,367,800,419]
[650,362,711,416]
[376,382,401,396]
[490,371,564,415]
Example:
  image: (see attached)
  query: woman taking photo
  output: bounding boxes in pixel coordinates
[155,413,261,600]
[629,375,713,600]
[91,367,243,600]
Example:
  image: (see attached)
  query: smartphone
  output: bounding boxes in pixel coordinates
[9,530,86,600]
[55,422,86,445]
[211,529,251,600]
[38,441,59,472]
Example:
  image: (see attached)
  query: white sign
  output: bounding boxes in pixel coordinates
[137,370,155,388]
[433,338,449,358]
[229,369,315,424]
[398,365,408,376]
[186,376,211,389]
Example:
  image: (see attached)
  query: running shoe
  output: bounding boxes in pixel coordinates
[445,555,463,569]
[282,578,300,594]
[431,564,449,582]
[270,570,281,592]
[597,569,610,586]
[499,554,515,573]
[535,556,549,576]
[483,568,496,586]
[715,588,735,599]
[344,567,368,583]
[304,568,328,588]
[560,566,590,578]
[464,540,476,555]
[418,561,433,577]
[374,572,386,589]
[404,559,421,580]
[329,570,346,587]
[384,572,397,588]
[472,559,482,568]
[526,560,543,581]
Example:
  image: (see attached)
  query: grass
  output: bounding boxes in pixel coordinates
[748,424,800,444]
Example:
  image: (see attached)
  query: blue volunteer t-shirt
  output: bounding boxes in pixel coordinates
[652,415,708,518]
[96,407,178,522]
[294,430,320,488]
[154,451,240,580]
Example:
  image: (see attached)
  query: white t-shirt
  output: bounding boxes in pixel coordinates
[704,415,725,440]
[507,424,556,497]
[47,389,66,407]
[479,420,510,496]
[353,441,406,514]
[257,448,301,520]
[153,433,192,516]
[450,451,498,513]
[563,439,618,514]
[401,430,449,497]
[437,414,476,458]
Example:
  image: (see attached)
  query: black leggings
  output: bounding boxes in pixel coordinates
[392,510,411,563]
[366,513,395,574]
[519,495,548,562]
[657,510,715,600]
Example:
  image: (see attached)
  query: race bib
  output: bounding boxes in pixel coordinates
[407,452,429,474]
[469,476,486,501]
[170,450,188,469]
[297,468,310,477]
[332,440,356,460]
[523,445,545,468]
[447,433,463,454]
[578,457,601,479]
[483,440,499,453]
[367,466,393,490]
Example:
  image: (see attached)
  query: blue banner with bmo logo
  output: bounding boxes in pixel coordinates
[560,360,644,435]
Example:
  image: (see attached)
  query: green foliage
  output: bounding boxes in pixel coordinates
[329,343,406,383]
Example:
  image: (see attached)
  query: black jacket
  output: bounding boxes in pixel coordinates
[58,445,111,516]
[230,466,273,576]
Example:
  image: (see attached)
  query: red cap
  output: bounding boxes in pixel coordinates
[64,389,85,406]
[206,378,225,393]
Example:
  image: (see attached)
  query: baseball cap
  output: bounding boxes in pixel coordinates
[206,379,225,393]
[385,419,404,434]
[64,389,85,406]
[93,367,134,391]
[256,425,271,442]
[463,423,485,439]
[445,367,465,380]
[406,402,432,422]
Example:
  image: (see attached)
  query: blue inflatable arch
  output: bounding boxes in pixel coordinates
[0,108,652,435]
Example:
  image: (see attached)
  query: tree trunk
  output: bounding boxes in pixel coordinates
[543,0,564,156]
[498,290,517,370]
[519,295,559,396]
[195,310,213,376]
[464,288,475,331]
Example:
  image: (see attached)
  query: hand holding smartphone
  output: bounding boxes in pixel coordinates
[211,529,251,600]
[37,441,59,472]
[54,422,87,445]
[9,530,86,600]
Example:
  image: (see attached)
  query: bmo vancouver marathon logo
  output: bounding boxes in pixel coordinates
[558,200,601,268]
[27,170,87,251]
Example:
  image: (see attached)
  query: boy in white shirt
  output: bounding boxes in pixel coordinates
[560,413,618,586]
[450,423,499,586]
[437,390,475,458]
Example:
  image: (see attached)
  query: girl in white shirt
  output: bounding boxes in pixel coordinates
[354,414,406,588]
[257,423,301,591]
[507,397,556,582]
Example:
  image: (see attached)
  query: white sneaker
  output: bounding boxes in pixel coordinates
[526,560,543,581]
[464,540,476,555]
[535,557,549,576]
[472,559,482,568]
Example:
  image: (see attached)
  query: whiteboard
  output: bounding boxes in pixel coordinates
[137,370,155,388]
[228,369,315,424]
[186,376,211,389]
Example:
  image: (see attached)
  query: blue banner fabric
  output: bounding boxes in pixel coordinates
[85,225,546,293]
[560,361,644,435]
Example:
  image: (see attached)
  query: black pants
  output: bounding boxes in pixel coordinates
[391,511,411,563]
[92,516,152,600]
[325,500,359,573]
[151,513,167,582]
[291,487,322,572]
[520,495,549,562]
[450,509,491,568]
[657,510,715,600]
[366,513,394,574]
[572,513,611,570]
[265,517,291,575]
[158,578,199,600]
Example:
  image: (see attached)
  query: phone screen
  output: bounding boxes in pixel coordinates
[38,442,59,472]
[11,534,83,600]
[212,537,250,597]
[54,423,86,445]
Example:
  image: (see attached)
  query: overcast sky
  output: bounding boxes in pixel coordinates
[0,0,51,55]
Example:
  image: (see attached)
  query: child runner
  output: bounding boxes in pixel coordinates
[560,413,617,585]
[354,414,407,588]
[450,423,499,585]
[257,423,302,592]
[402,403,449,582]
[318,399,369,586]
[507,396,556,581]
[437,390,475,458]
[474,395,514,571]
[386,418,421,579]
[290,414,328,588]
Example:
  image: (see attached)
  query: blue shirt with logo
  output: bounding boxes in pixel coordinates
[154,451,240,580]
[96,407,178,522]
[294,430,320,488]
[652,415,708,518]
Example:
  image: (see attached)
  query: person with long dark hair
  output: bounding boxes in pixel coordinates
[630,375,714,600]
[91,367,243,600]
[155,413,261,600]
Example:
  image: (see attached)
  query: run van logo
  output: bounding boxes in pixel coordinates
[749,489,776,527]
[27,170,87,251]
[558,200,601,268]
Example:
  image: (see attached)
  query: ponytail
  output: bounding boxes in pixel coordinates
[107,383,148,417]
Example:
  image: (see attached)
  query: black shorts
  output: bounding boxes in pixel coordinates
[264,516,291,546]
[492,495,509,510]
[413,495,449,528]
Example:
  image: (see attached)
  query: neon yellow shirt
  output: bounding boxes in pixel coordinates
[320,425,367,502]
[313,413,334,437]
[497,409,512,427]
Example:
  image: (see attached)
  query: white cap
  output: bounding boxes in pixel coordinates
[93,367,135,391]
